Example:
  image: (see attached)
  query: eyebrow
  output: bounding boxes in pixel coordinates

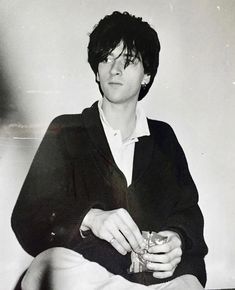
[123,53,137,58]
[108,52,140,59]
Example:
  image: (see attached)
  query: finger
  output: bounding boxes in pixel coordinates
[110,230,132,252]
[148,242,172,254]
[157,231,182,247]
[147,257,181,272]
[109,237,128,255]
[114,215,142,252]
[105,233,128,255]
[116,209,144,249]
[152,268,176,279]
[101,220,132,253]
[144,247,182,263]
[148,235,181,254]
[169,234,182,247]
[157,230,175,238]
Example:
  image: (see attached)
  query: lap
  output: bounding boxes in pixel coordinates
[22,247,204,290]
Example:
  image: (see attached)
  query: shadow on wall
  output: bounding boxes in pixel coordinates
[0,50,35,153]
[0,58,20,126]
[0,54,26,145]
[0,56,17,161]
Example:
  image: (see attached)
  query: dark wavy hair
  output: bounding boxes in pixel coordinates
[88,11,161,100]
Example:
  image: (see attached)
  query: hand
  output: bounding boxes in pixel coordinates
[82,208,144,255]
[143,230,182,279]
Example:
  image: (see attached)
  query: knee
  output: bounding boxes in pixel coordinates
[21,247,83,290]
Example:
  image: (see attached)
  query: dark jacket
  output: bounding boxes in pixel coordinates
[11,101,208,286]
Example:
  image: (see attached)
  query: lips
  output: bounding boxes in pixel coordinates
[108,81,123,86]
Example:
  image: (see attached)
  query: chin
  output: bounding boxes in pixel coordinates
[103,92,124,103]
[102,90,138,105]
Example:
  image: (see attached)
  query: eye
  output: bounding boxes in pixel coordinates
[124,55,140,66]
[102,55,114,63]
[123,57,140,69]
[129,58,138,64]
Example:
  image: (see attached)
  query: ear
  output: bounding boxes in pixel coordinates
[142,74,150,85]
[96,72,100,82]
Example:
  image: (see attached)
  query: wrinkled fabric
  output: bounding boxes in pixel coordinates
[22,247,204,290]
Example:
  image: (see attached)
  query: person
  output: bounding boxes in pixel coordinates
[11,11,208,290]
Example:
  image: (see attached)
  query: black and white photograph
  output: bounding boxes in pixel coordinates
[0,1,234,289]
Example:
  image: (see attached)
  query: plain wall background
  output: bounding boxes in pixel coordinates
[0,0,235,289]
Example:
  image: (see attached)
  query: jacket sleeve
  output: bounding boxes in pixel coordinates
[159,123,208,286]
[11,116,98,257]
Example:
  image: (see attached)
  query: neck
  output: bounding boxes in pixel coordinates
[102,98,137,140]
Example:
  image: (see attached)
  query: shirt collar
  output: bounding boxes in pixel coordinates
[98,98,150,141]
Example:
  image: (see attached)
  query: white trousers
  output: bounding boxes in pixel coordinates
[22,247,204,290]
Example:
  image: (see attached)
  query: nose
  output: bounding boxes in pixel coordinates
[110,59,123,76]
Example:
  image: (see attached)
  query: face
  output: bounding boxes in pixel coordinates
[96,42,150,105]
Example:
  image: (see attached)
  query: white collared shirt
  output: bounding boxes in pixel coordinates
[98,99,150,186]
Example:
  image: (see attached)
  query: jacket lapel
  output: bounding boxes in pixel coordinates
[132,120,155,183]
[81,101,113,160]
[81,101,125,179]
